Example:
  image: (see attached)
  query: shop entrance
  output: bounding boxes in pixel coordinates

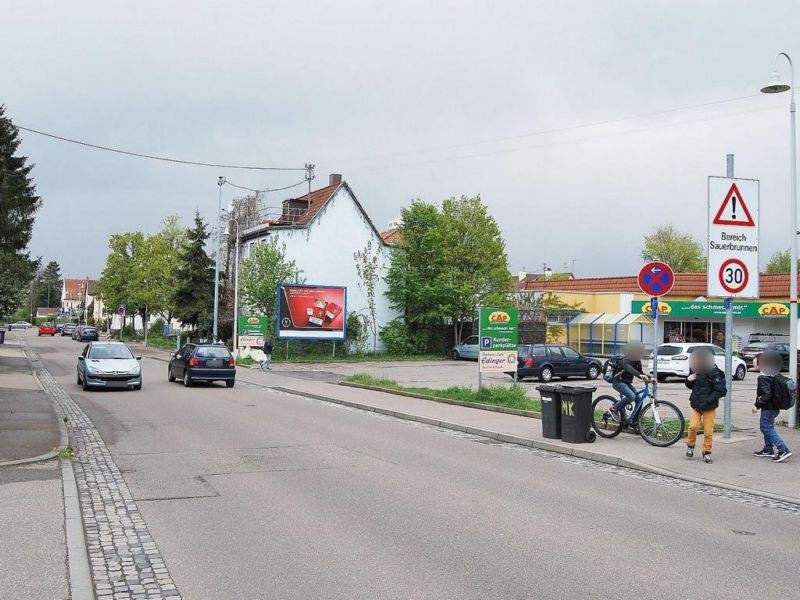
[663,320,726,347]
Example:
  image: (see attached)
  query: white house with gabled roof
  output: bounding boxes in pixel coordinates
[239,174,400,349]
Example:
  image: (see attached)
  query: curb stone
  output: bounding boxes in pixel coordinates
[273,385,800,508]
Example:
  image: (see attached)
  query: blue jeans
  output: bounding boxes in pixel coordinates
[760,409,788,452]
[612,381,638,414]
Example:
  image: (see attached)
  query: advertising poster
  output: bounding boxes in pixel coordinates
[478,307,519,373]
[276,284,347,340]
[238,315,269,347]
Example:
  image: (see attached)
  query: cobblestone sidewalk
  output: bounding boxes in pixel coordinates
[23,342,182,600]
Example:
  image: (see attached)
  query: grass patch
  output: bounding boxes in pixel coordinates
[236,356,256,367]
[56,446,76,459]
[274,353,446,363]
[344,374,541,412]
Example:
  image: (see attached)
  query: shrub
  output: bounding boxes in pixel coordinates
[379,318,427,355]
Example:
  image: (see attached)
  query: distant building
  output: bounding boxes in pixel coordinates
[36,307,59,320]
[61,278,105,322]
[239,174,400,347]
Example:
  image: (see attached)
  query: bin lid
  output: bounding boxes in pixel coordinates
[535,384,562,392]
[558,385,597,394]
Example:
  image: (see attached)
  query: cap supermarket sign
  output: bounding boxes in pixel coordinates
[238,315,269,347]
[276,284,347,340]
[636,300,791,319]
[478,307,519,373]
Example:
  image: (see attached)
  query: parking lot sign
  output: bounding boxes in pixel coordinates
[707,177,759,298]
[478,307,518,374]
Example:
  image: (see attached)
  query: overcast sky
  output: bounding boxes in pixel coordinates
[3,1,800,280]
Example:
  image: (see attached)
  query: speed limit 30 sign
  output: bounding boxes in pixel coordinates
[707,177,759,298]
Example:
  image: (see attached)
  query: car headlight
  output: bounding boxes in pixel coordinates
[130,366,141,375]
[84,364,96,374]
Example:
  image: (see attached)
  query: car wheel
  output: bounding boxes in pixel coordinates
[133,384,142,391]
[183,371,193,387]
[82,377,90,392]
[168,367,175,383]
[657,374,668,383]
[539,366,554,383]
[735,364,746,380]
[587,364,600,380]
[77,372,82,385]
[226,380,235,388]
[452,350,461,360]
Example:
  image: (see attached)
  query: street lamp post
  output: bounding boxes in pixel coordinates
[224,215,243,358]
[761,52,798,428]
[213,176,226,342]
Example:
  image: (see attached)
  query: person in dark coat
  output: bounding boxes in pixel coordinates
[685,346,726,463]
[261,336,274,370]
[752,350,792,462]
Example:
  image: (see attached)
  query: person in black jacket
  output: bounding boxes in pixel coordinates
[610,342,652,422]
[684,347,726,463]
[752,350,792,462]
[261,336,274,371]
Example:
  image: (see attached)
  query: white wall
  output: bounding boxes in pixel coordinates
[244,186,399,349]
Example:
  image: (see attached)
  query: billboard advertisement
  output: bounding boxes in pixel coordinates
[238,315,269,348]
[276,284,347,340]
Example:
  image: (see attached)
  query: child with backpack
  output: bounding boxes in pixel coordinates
[685,346,726,464]
[752,350,794,462]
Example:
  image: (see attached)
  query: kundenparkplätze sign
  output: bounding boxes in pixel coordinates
[636,299,790,319]
[478,307,519,373]
[238,315,269,347]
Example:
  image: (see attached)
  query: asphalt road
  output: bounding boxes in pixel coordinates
[29,333,800,599]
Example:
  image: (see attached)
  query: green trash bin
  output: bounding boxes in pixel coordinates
[536,384,562,439]
[559,385,597,443]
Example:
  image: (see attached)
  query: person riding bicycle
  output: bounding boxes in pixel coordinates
[610,342,652,422]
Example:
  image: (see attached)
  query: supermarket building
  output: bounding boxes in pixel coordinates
[522,272,797,356]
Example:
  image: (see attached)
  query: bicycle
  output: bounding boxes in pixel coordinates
[591,382,685,447]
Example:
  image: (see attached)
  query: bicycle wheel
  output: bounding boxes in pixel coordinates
[638,400,685,447]
[591,395,623,438]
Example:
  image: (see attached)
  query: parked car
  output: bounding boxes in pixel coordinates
[8,321,33,330]
[38,322,56,336]
[649,343,747,382]
[77,341,142,391]
[77,327,99,342]
[62,323,76,337]
[452,336,480,360]
[511,343,603,382]
[55,323,64,333]
[72,325,85,340]
[740,342,794,371]
[168,343,236,387]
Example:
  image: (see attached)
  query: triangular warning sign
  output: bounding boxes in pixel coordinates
[713,183,755,227]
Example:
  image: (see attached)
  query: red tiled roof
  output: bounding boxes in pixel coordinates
[380,228,404,246]
[523,272,800,298]
[278,183,340,226]
[63,278,96,301]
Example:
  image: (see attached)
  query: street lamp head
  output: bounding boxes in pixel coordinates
[761,71,791,94]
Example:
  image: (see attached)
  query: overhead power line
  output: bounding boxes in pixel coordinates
[223,178,308,194]
[13,124,307,171]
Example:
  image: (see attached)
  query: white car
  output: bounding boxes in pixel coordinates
[649,343,747,382]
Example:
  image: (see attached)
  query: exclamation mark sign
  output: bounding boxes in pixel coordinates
[731,195,737,220]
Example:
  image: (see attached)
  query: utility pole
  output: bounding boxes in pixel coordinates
[213,176,225,342]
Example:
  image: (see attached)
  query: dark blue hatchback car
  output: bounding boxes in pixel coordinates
[168,343,236,388]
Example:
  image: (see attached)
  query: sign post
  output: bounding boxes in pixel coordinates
[708,173,759,438]
[478,307,519,391]
[117,304,125,341]
[638,261,675,396]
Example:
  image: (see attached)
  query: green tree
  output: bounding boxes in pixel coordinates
[33,260,62,308]
[239,237,300,332]
[173,212,215,332]
[439,195,512,342]
[0,105,41,320]
[96,231,145,317]
[765,249,797,274]
[640,224,706,272]
[354,239,381,352]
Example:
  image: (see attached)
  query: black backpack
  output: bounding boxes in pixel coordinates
[773,374,797,410]
[602,355,623,383]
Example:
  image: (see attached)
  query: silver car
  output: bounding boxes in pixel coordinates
[452,335,480,360]
[77,341,142,391]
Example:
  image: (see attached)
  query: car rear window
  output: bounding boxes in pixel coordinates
[196,346,232,359]
[657,345,684,356]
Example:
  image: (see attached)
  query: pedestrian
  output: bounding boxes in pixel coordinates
[608,342,652,423]
[685,346,726,463]
[752,350,793,462]
[261,336,274,371]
